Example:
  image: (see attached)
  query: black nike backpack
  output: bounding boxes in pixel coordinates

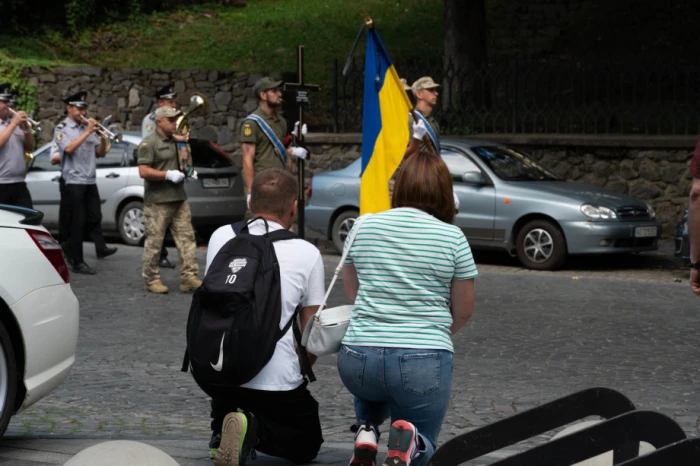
[181,218,315,398]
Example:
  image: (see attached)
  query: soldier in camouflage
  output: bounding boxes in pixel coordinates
[142,83,178,269]
[137,106,201,294]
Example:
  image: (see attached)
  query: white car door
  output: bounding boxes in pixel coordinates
[25,144,61,228]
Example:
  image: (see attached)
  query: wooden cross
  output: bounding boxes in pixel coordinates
[284,45,320,239]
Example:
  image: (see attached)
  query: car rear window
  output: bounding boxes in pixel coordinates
[189,139,234,169]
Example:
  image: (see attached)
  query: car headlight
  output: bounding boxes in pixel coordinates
[581,204,617,220]
[646,203,656,219]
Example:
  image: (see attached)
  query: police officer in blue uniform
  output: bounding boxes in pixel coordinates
[0,83,34,208]
[54,90,117,274]
[142,83,178,268]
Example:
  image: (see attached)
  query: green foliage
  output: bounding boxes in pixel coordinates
[0,53,38,117]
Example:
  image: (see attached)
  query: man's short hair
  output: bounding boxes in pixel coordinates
[250,168,298,218]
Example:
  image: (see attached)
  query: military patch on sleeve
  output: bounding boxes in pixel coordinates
[140,142,147,147]
[146,124,153,133]
[56,133,63,142]
[243,123,252,137]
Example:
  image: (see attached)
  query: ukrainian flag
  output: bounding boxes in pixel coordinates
[359,28,413,214]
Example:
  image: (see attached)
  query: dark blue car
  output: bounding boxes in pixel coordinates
[674,210,690,265]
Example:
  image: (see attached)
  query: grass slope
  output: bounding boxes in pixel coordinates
[1,0,443,87]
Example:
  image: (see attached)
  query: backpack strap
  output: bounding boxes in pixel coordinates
[291,306,317,383]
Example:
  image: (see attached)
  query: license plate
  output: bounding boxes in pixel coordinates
[201,178,230,189]
[634,226,657,238]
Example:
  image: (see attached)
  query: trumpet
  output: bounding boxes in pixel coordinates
[9,108,42,134]
[80,115,123,143]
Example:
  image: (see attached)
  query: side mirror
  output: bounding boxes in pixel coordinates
[461,171,486,185]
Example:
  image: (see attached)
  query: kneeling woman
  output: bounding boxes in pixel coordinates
[338,151,477,466]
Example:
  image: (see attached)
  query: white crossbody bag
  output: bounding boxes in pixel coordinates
[301,215,370,357]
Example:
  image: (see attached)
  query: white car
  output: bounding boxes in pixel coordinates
[0,204,79,437]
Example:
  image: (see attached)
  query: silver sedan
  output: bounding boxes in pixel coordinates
[305,138,661,270]
[25,132,246,244]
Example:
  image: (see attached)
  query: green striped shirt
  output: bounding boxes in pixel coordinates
[342,208,478,352]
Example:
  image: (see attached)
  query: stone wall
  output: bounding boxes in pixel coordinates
[23,65,282,156]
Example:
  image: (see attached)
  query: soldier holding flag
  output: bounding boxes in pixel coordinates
[405,76,441,157]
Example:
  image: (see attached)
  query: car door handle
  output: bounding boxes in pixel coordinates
[51,176,60,182]
[106,173,120,179]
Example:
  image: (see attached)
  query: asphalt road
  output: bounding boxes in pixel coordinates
[1,242,698,464]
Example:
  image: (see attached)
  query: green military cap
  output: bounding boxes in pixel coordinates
[253,77,284,97]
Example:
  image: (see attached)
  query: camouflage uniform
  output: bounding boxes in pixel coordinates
[137,130,198,285]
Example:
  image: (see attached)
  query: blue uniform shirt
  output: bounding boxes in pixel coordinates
[54,117,100,185]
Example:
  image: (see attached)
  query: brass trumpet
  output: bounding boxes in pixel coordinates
[9,108,42,134]
[80,115,123,143]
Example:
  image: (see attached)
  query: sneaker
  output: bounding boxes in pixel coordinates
[214,411,257,466]
[180,277,202,293]
[144,281,169,294]
[382,421,419,466]
[209,432,221,459]
[350,423,379,466]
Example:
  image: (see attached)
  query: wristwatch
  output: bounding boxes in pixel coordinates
[691,261,700,270]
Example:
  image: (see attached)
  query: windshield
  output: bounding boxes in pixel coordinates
[471,146,561,181]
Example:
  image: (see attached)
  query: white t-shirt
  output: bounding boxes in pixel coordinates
[205,219,325,391]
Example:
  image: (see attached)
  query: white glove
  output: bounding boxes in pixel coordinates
[246,194,251,210]
[291,147,309,160]
[412,119,428,140]
[165,170,185,184]
[292,121,307,138]
[453,192,460,211]
[185,170,198,181]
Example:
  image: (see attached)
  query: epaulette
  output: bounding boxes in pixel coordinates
[56,122,66,130]
[148,113,155,121]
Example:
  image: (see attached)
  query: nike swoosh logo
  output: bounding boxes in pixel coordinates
[211,332,225,372]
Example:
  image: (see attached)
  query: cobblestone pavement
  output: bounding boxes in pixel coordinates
[2,241,699,464]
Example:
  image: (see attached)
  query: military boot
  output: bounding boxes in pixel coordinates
[180,277,202,293]
[145,281,169,294]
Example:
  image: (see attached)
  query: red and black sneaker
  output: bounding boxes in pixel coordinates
[350,423,380,466]
[382,420,419,466]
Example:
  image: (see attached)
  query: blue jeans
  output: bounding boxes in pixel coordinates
[337,345,454,466]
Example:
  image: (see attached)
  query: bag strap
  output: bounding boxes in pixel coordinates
[291,305,316,382]
[315,214,369,314]
[233,218,297,242]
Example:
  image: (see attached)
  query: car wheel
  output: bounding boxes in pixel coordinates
[331,210,359,253]
[515,219,567,270]
[118,201,145,246]
[0,322,18,437]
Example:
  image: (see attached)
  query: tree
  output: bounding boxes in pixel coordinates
[444,0,488,73]
[443,0,489,113]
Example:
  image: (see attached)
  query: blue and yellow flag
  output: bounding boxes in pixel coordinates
[359,28,413,215]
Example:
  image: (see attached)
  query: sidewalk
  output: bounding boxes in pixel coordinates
[0,437,378,465]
